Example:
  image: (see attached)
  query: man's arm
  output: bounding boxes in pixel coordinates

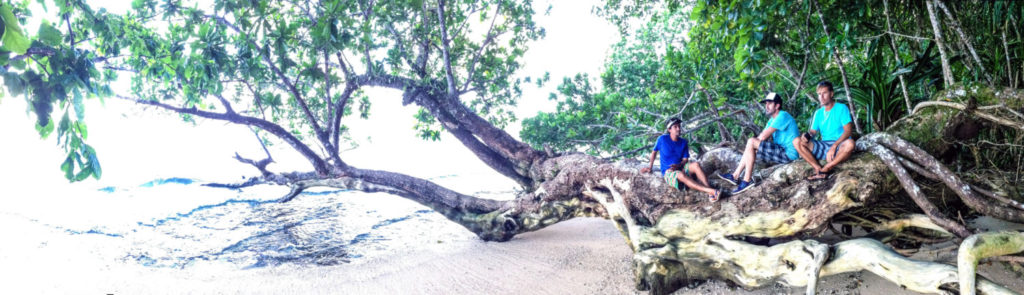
[827,123,853,160]
[641,150,658,173]
[757,127,777,142]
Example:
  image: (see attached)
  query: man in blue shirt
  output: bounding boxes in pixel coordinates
[641,118,722,202]
[717,92,800,194]
[793,81,857,180]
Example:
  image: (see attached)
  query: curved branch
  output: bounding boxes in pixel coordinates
[913,101,1024,131]
[866,132,1024,223]
[354,74,543,181]
[858,139,972,238]
[117,95,330,175]
[958,231,1024,295]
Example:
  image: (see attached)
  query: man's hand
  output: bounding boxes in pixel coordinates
[640,167,652,173]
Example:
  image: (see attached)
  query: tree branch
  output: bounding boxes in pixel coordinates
[116,95,330,175]
[926,0,955,86]
[459,2,502,93]
[935,0,993,85]
[913,101,1024,131]
[866,132,1024,223]
[883,0,913,116]
[207,13,331,150]
[859,139,971,238]
[435,0,458,96]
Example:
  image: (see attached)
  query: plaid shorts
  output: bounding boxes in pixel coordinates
[755,141,793,164]
[663,168,693,190]
[810,140,845,160]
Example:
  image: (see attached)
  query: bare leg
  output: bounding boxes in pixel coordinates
[741,138,759,182]
[821,139,857,172]
[677,172,717,196]
[732,138,758,180]
[793,137,822,175]
[687,162,711,187]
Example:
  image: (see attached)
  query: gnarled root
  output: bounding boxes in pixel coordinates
[632,231,1018,295]
[958,231,1024,295]
[632,232,830,295]
[822,238,1017,295]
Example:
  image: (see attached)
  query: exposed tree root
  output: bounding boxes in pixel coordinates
[859,138,972,237]
[958,231,1024,295]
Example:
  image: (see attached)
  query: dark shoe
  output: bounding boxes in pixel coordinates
[733,180,754,194]
[717,173,738,186]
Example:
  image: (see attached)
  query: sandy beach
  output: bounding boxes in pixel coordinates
[5,209,1021,294]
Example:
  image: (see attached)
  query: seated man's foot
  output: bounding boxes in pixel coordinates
[717,173,738,185]
[806,169,832,181]
[708,189,721,203]
[733,180,754,194]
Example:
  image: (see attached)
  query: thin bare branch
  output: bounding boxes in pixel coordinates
[935,0,993,84]
[460,3,502,92]
[435,0,458,96]
[116,94,330,175]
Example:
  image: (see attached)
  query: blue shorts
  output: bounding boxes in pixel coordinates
[755,141,793,164]
[810,139,848,160]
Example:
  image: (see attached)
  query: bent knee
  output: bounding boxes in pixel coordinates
[841,139,856,151]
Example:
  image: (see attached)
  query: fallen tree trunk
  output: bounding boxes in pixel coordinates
[222,80,1024,294]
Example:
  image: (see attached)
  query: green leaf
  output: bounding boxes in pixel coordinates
[37,21,62,46]
[0,4,30,54]
[73,91,85,120]
[2,71,24,95]
[73,166,92,181]
[9,56,24,69]
[35,118,54,139]
[85,144,101,179]
[61,153,74,180]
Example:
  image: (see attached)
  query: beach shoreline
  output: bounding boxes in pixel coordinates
[3,211,1022,294]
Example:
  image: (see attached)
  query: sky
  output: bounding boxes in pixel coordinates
[0,0,620,193]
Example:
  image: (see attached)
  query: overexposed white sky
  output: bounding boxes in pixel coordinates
[0,0,619,192]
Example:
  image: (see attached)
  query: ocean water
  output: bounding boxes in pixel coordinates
[3,174,516,266]
[0,171,520,293]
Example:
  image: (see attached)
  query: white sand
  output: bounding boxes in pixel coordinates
[4,213,1021,294]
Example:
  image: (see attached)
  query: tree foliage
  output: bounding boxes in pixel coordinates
[2,0,546,181]
[523,0,1024,157]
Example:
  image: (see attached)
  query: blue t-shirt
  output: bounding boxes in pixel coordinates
[810,103,853,141]
[765,111,800,160]
[653,134,689,176]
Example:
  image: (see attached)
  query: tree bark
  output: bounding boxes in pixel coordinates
[883,0,914,115]
[927,0,956,87]
[935,0,994,85]
[702,90,734,142]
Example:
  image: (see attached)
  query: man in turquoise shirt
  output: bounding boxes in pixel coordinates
[718,92,800,194]
[794,81,857,180]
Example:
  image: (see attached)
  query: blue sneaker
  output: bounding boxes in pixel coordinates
[717,173,738,186]
[733,180,754,194]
